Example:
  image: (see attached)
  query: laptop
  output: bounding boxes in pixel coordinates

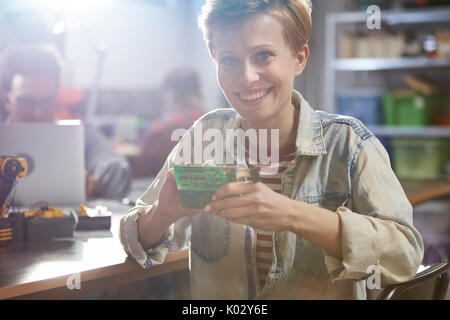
[0,121,86,207]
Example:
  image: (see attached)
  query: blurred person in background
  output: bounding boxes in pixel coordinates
[0,44,132,199]
[133,68,205,177]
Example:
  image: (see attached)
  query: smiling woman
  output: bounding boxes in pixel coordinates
[119,0,424,300]
[200,0,311,138]
[212,13,307,139]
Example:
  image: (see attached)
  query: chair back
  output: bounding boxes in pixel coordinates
[377,263,449,300]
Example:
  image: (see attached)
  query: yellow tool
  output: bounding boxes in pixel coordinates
[0,156,28,218]
[23,205,64,219]
[1,156,64,220]
[79,204,88,217]
[0,157,28,179]
[0,156,28,245]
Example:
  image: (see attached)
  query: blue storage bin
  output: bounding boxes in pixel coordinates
[337,90,384,125]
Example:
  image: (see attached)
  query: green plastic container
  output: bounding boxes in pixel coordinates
[383,91,445,126]
[391,138,449,180]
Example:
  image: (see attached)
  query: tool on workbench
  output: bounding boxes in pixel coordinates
[23,205,64,219]
[22,202,76,241]
[0,156,28,246]
[75,204,112,230]
[1,155,76,242]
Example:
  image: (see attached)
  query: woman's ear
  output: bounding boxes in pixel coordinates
[294,44,309,77]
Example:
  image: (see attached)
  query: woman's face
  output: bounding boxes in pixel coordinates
[212,13,308,127]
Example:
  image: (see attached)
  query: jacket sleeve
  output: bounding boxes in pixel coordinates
[118,127,194,268]
[322,136,424,287]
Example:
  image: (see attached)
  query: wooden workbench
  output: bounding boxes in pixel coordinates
[0,179,448,300]
[402,179,450,207]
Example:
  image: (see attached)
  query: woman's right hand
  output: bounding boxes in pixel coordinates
[153,168,202,224]
[138,161,214,250]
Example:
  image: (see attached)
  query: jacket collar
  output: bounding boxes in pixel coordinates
[293,90,327,156]
[230,90,327,157]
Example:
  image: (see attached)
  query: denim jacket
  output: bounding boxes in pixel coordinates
[119,91,423,300]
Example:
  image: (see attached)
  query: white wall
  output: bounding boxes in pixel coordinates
[65,2,185,88]
[295,0,348,110]
[183,0,226,109]
[0,0,224,110]
[64,0,223,110]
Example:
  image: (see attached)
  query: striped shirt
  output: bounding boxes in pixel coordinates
[245,140,296,290]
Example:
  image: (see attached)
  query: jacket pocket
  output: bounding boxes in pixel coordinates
[292,237,329,278]
[292,192,348,277]
[191,212,231,263]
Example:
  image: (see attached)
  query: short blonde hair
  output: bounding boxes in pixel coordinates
[198,0,312,56]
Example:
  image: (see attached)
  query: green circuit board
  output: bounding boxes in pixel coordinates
[173,165,236,209]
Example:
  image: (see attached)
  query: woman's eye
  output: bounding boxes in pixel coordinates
[255,51,274,63]
[220,57,238,67]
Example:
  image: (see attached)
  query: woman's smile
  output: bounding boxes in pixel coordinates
[237,87,273,103]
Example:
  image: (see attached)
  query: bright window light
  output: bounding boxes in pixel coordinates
[39,0,116,10]
[53,21,65,34]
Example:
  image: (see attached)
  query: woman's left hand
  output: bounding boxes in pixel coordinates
[206,180,342,259]
[205,181,299,232]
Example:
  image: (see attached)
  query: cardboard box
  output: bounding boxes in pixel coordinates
[339,33,356,58]
[436,30,450,58]
[356,36,371,58]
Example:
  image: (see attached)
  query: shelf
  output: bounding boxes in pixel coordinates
[334,58,450,71]
[329,7,450,25]
[324,6,450,119]
[368,125,450,137]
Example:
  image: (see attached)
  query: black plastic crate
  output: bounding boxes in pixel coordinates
[75,215,111,230]
[25,215,75,241]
